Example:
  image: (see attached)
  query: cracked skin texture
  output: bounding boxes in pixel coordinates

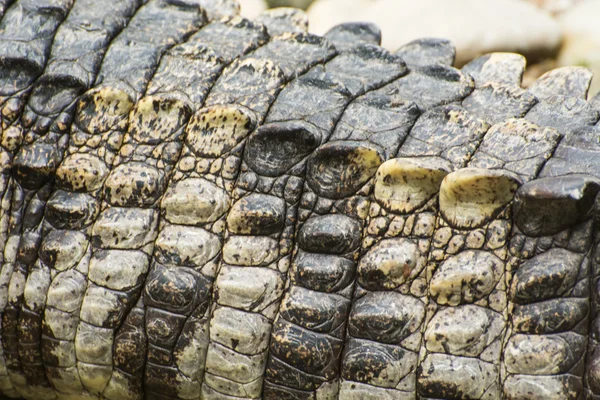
[0,1,599,399]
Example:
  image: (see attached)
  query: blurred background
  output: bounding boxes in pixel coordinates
[238,0,600,97]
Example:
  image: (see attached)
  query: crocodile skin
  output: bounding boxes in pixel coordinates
[0,1,599,399]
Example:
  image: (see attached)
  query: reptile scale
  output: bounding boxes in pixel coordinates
[0,0,598,399]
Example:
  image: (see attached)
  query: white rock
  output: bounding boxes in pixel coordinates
[558,0,600,98]
[307,0,562,65]
[524,0,583,15]
[239,0,268,19]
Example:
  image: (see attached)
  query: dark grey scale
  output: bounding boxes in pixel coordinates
[540,124,600,179]
[205,43,407,400]
[324,22,382,52]
[501,176,600,399]
[16,0,143,150]
[416,64,564,399]
[196,0,240,21]
[375,62,474,112]
[146,16,269,107]
[534,110,600,398]
[0,0,75,129]
[468,118,562,183]
[262,44,407,142]
[528,66,593,101]
[524,67,599,136]
[395,38,456,68]
[396,104,489,168]
[591,90,600,112]
[260,46,417,400]
[329,92,420,157]
[0,4,76,387]
[203,58,285,118]
[2,2,113,397]
[461,53,539,126]
[525,95,599,136]
[11,1,212,398]
[462,53,526,88]
[201,21,338,123]
[235,32,336,83]
[136,16,274,400]
[0,0,75,263]
[1,183,53,399]
[5,0,144,396]
[141,11,338,400]
[197,22,347,400]
[255,7,308,36]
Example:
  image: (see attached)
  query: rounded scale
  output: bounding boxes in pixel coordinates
[374,157,451,214]
[162,177,230,226]
[128,95,191,145]
[92,207,158,250]
[0,56,43,97]
[103,162,164,207]
[46,269,86,313]
[88,249,149,291]
[45,190,99,230]
[510,248,582,305]
[74,86,134,134]
[227,193,286,235]
[341,338,415,388]
[512,298,588,334]
[80,284,131,329]
[244,120,321,177]
[39,230,88,271]
[298,214,361,254]
[424,305,504,357]
[348,291,425,344]
[279,286,349,335]
[306,140,385,200]
[56,153,109,192]
[357,238,425,290]
[209,306,271,355]
[439,168,520,229]
[269,319,342,378]
[504,332,584,375]
[12,142,61,189]
[514,174,600,237]
[291,251,356,293]
[429,250,504,306]
[418,354,497,399]
[185,104,257,158]
[154,223,221,268]
[503,374,583,400]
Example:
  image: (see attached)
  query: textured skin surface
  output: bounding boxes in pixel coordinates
[0,1,599,399]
